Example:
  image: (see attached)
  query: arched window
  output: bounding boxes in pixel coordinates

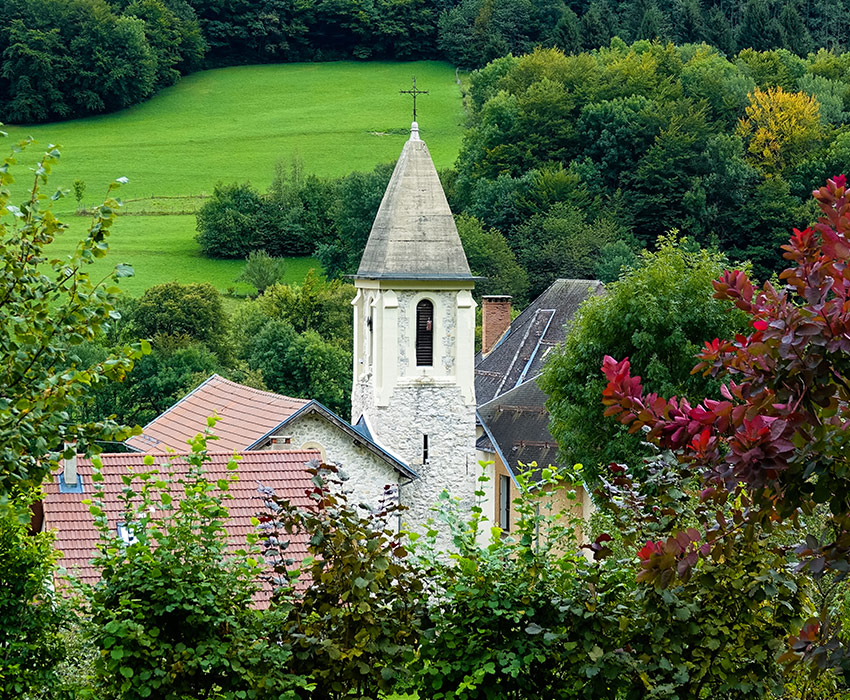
[416,299,434,367]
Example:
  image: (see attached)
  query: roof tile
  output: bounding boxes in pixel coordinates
[43,450,320,606]
[126,374,308,453]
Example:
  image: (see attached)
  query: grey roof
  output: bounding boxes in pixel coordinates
[356,124,473,281]
[477,378,561,480]
[475,278,604,405]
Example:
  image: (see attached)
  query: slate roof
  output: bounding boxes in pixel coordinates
[356,123,473,281]
[42,450,320,604]
[477,379,561,479]
[475,279,604,406]
[126,374,308,454]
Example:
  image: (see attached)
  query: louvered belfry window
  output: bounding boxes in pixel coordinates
[416,299,434,367]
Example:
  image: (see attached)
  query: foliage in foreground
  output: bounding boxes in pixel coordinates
[0,134,146,502]
[0,494,67,699]
[84,425,299,700]
[258,464,423,700]
[600,175,850,682]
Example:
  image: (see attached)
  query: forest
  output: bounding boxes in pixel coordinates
[197,42,850,294]
[3,0,850,122]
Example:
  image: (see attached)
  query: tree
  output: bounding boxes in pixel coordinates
[316,162,394,279]
[540,236,749,478]
[512,203,623,298]
[237,249,285,296]
[195,182,264,258]
[599,175,850,678]
[259,463,422,699]
[73,178,86,212]
[131,281,229,357]
[244,320,351,416]
[243,269,354,345]
[737,0,783,51]
[85,427,297,699]
[456,214,529,302]
[0,137,145,500]
[737,86,822,177]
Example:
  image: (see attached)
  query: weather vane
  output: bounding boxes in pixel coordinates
[399,76,428,122]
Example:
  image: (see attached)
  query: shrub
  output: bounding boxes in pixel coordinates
[0,494,68,698]
[85,426,300,699]
[258,463,423,699]
[237,249,285,296]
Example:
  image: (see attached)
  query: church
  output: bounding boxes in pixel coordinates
[40,120,595,578]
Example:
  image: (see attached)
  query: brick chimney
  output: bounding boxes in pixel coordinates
[481,295,512,356]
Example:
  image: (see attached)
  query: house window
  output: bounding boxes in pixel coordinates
[499,475,510,532]
[422,434,429,464]
[117,522,138,546]
[416,299,434,366]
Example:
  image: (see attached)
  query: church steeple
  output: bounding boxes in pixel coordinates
[356,123,473,282]
[350,121,478,537]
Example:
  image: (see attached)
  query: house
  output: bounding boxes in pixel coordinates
[474,280,604,535]
[125,373,417,508]
[41,449,321,603]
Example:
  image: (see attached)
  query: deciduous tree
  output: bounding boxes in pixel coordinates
[0,137,145,500]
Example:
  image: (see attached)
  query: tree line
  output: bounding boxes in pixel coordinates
[198,42,850,301]
[5,0,850,122]
[450,42,850,293]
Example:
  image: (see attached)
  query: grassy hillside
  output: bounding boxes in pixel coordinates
[3,60,464,296]
[4,61,465,207]
[50,216,319,299]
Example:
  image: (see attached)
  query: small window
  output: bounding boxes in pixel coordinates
[416,299,434,366]
[422,434,429,464]
[499,475,510,532]
[117,522,138,546]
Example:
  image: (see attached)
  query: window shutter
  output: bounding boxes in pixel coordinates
[499,475,510,531]
[416,300,434,366]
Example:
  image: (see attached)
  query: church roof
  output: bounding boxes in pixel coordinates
[126,374,308,454]
[356,123,473,281]
[477,378,561,481]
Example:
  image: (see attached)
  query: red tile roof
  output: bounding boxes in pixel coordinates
[42,450,320,603]
[126,374,308,453]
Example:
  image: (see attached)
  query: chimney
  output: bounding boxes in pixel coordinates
[59,441,82,493]
[63,449,77,486]
[481,295,512,356]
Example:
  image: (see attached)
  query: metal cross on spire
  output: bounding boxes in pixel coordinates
[399,76,428,122]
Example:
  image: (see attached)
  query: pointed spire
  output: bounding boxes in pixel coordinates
[356,127,472,281]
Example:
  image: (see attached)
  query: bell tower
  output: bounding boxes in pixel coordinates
[351,121,478,532]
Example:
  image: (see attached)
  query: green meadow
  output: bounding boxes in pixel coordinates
[50,216,320,299]
[3,61,465,294]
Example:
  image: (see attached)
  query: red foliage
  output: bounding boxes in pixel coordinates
[601,175,850,582]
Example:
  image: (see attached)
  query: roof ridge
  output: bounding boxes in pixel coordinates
[210,374,306,403]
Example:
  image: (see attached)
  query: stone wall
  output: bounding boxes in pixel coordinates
[268,413,401,511]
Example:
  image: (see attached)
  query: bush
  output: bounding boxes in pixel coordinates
[258,463,423,699]
[0,494,68,698]
[196,182,265,258]
[237,249,285,296]
[85,427,300,699]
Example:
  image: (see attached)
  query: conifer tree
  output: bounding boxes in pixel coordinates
[778,0,814,55]
[737,0,784,51]
[552,7,582,54]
